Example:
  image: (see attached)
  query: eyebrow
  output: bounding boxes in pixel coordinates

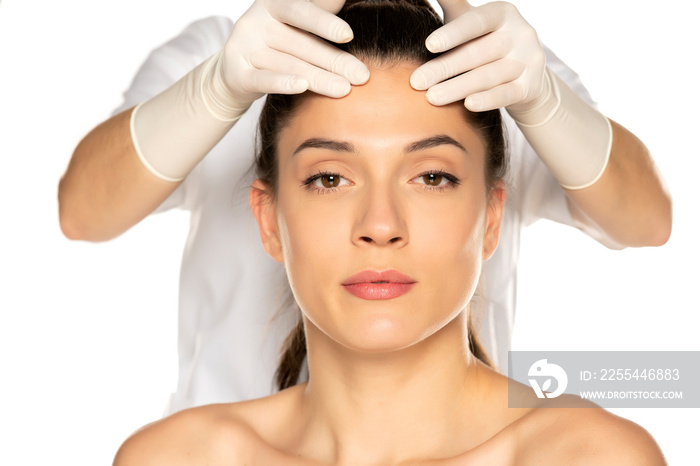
[404,135,467,154]
[292,134,467,157]
[292,138,356,156]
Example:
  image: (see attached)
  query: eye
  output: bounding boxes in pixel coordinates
[420,173,447,187]
[318,173,341,188]
[411,170,460,190]
[303,171,351,193]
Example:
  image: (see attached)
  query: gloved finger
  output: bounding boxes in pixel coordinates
[311,0,346,15]
[270,0,354,44]
[249,48,352,97]
[425,2,504,53]
[463,80,530,112]
[425,59,523,106]
[411,32,509,90]
[266,22,369,85]
[435,0,473,24]
[238,67,310,97]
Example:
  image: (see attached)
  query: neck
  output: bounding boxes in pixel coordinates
[296,311,493,465]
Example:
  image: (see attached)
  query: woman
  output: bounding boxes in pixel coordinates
[114,1,665,464]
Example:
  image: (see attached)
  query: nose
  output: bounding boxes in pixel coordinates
[351,183,408,248]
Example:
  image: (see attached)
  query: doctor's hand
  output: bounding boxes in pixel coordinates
[410,1,546,113]
[207,0,369,118]
[127,0,370,183]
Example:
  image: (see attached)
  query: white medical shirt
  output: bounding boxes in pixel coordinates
[113,16,595,415]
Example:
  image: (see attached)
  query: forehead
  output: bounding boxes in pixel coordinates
[278,63,485,157]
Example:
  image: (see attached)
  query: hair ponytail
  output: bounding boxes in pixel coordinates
[275,316,307,390]
[468,314,493,368]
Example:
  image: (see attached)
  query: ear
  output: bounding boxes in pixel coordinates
[482,181,506,261]
[249,179,284,263]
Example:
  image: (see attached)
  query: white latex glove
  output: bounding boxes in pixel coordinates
[133,0,369,181]
[410,1,545,112]
[411,0,612,190]
[205,0,370,119]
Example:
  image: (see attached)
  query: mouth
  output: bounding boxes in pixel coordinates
[341,270,417,300]
[342,270,416,285]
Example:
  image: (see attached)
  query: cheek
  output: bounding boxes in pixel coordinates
[411,189,486,255]
[409,191,486,302]
[275,191,352,304]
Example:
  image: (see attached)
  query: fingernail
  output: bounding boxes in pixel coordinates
[337,25,353,43]
[465,96,480,111]
[425,34,442,53]
[410,70,428,90]
[426,88,446,106]
[353,64,370,85]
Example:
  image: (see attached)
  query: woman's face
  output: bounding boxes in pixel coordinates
[251,63,504,353]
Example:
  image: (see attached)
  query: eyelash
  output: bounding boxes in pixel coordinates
[413,170,461,191]
[302,171,347,195]
[301,169,461,194]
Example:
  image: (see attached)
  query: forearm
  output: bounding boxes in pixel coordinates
[58,107,181,242]
[564,119,672,248]
[508,69,671,249]
[59,53,239,242]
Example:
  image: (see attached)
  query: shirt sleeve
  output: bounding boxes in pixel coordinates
[508,43,598,229]
[111,16,233,214]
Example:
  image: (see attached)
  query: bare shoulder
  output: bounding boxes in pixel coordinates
[575,408,667,465]
[516,396,666,465]
[114,393,304,466]
[112,403,260,466]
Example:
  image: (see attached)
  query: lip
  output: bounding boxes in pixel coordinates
[341,270,417,300]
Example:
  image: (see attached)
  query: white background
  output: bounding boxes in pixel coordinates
[0,0,697,464]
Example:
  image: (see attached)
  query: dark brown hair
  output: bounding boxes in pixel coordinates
[254,0,508,391]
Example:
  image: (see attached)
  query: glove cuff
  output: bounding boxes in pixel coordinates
[507,68,613,190]
[130,53,244,181]
[200,49,251,122]
[507,67,560,127]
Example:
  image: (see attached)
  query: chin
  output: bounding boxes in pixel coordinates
[334,314,440,354]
